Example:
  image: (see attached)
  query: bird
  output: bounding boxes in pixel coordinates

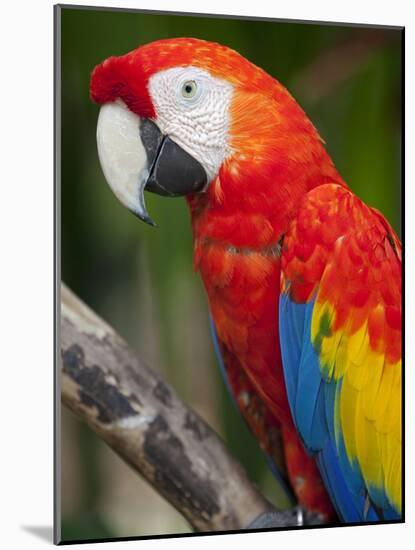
[90,37,402,525]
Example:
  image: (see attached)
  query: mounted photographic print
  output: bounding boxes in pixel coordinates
[55,4,404,545]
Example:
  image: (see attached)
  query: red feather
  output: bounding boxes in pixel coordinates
[90,38,400,521]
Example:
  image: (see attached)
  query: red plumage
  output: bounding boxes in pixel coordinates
[90,38,401,522]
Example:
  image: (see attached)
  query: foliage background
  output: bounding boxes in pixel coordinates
[59,5,402,542]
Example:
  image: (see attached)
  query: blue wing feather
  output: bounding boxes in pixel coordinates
[278,295,384,522]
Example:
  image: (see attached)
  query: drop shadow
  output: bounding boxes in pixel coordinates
[21,525,54,543]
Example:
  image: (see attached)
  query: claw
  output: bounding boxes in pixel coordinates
[296,505,304,526]
[246,507,324,529]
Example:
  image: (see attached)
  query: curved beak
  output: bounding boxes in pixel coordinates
[96,100,207,226]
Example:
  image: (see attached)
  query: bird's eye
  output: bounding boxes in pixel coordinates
[181,80,198,99]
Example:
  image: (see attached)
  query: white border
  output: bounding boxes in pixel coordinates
[1,1,412,548]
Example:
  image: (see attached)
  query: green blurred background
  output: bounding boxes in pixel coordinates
[59,5,402,542]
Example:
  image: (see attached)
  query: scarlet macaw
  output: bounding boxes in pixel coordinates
[90,38,402,526]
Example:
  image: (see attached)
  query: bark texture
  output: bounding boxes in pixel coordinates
[60,283,277,532]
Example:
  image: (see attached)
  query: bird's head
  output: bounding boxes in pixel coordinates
[91,38,340,229]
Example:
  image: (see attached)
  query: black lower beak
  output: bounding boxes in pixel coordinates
[137,119,207,224]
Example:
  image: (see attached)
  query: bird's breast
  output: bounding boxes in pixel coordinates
[195,237,292,423]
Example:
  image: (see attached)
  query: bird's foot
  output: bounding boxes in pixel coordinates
[246,506,324,529]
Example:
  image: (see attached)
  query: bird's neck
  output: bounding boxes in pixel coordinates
[187,140,345,258]
[188,84,346,253]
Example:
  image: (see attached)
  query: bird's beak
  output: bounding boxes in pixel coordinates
[96,100,207,226]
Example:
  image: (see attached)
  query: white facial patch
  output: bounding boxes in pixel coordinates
[96,100,149,215]
[148,67,234,183]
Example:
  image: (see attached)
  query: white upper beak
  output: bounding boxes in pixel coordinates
[96,100,150,218]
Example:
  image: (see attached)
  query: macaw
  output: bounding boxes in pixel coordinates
[90,38,402,526]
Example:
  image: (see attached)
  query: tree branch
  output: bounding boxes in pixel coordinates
[60,282,280,532]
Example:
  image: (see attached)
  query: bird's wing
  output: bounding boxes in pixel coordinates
[279,183,402,522]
